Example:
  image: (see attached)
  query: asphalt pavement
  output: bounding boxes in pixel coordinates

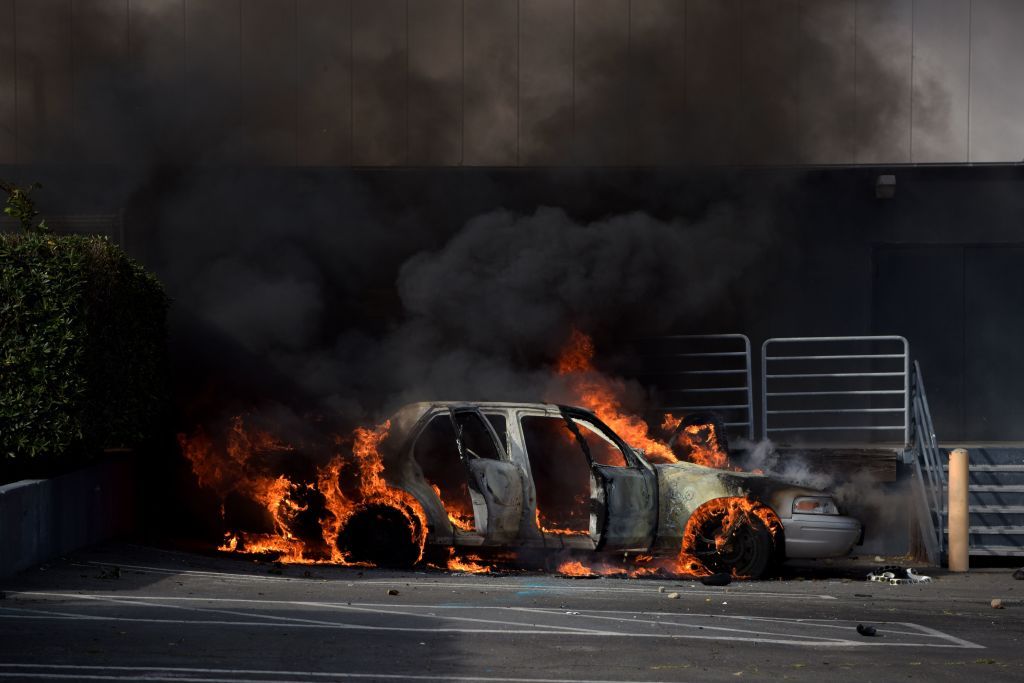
[1,544,1022,682]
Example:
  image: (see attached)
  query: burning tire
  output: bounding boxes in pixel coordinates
[683,498,780,579]
[336,503,423,568]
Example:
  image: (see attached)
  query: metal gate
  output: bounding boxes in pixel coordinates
[760,336,910,446]
[636,334,754,441]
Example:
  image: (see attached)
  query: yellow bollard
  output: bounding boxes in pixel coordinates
[947,448,970,572]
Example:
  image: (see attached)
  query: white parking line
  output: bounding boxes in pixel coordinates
[1,663,681,683]
[77,562,305,583]
[0,591,983,648]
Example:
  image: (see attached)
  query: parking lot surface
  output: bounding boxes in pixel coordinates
[1,545,1022,682]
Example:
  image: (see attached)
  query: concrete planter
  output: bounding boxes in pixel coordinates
[0,456,135,578]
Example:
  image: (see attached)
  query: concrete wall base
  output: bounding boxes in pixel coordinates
[0,457,135,578]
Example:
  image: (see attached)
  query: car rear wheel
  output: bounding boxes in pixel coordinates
[337,503,422,568]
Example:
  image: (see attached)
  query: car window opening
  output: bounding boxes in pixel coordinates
[571,417,628,468]
[413,415,478,533]
[521,415,592,535]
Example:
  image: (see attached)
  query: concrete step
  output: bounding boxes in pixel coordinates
[966,530,1024,547]
[962,490,1024,506]
[968,545,1024,556]
[936,464,1024,485]
[942,448,1024,466]
[946,526,1024,534]
[941,508,1024,527]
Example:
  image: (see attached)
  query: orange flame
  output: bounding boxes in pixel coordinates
[674,423,730,470]
[554,329,679,465]
[431,485,476,532]
[178,417,427,565]
[535,508,590,537]
[678,496,782,578]
[446,550,492,574]
[556,559,594,576]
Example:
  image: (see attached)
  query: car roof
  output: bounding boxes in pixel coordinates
[387,401,582,438]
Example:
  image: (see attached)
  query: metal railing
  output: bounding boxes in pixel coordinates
[636,334,754,440]
[761,336,910,446]
[909,360,946,565]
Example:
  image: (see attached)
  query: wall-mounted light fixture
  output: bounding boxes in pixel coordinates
[875,174,896,199]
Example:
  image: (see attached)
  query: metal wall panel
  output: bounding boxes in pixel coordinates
[628,0,685,165]
[16,0,74,163]
[798,0,855,164]
[574,0,629,165]
[352,0,406,166]
[685,0,742,164]
[127,0,185,165]
[738,0,800,164]
[240,0,297,165]
[911,0,969,163]
[297,0,351,166]
[969,0,1024,162]
[408,0,462,165]
[73,0,129,163]
[855,0,912,164]
[965,246,1024,440]
[184,0,241,164]
[463,0,517,166]
[0,0,15,163]
[873,245,965,442]
[518,0,573,165]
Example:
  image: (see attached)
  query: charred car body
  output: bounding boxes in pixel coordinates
[362,401,861,577]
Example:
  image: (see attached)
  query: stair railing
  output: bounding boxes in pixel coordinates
[909,360,946,565]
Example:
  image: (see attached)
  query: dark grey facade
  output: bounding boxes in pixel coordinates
[1,0,1023,167]
[1,1,1023,445]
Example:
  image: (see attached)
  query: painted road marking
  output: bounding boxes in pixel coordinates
[77,562,305,583]
[0,662,685,683]
[0,591,983,648]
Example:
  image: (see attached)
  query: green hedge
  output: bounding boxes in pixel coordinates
[1,233,169,475]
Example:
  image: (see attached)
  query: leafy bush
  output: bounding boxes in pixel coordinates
[0,233,169,476]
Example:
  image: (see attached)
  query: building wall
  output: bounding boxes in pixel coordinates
[1,0,1023,167]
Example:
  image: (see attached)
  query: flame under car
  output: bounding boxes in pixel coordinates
[358,401,861,578]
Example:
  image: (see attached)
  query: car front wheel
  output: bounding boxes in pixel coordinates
[684,499,777,579]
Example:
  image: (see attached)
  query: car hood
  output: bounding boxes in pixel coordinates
[651,460,834,542]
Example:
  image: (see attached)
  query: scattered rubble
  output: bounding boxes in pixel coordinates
[867,566,932,586]
[991,599,1004,609]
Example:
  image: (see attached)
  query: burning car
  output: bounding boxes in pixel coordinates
[343,401,862,578]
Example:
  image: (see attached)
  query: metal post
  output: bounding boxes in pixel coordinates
[947,448,970,571]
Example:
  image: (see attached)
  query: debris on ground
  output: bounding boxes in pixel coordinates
[906,569,932,584]
[856,624,878,637]
[1013,568,1024,580]
[98,566,121,580]
[991,599,1004,609]
[666,592,680,599]
[701,573,731,587]
[386,589,399,596]
[867,566,931,585]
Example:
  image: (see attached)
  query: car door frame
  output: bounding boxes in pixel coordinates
[445,406,525,545]
[558,406,659,552]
